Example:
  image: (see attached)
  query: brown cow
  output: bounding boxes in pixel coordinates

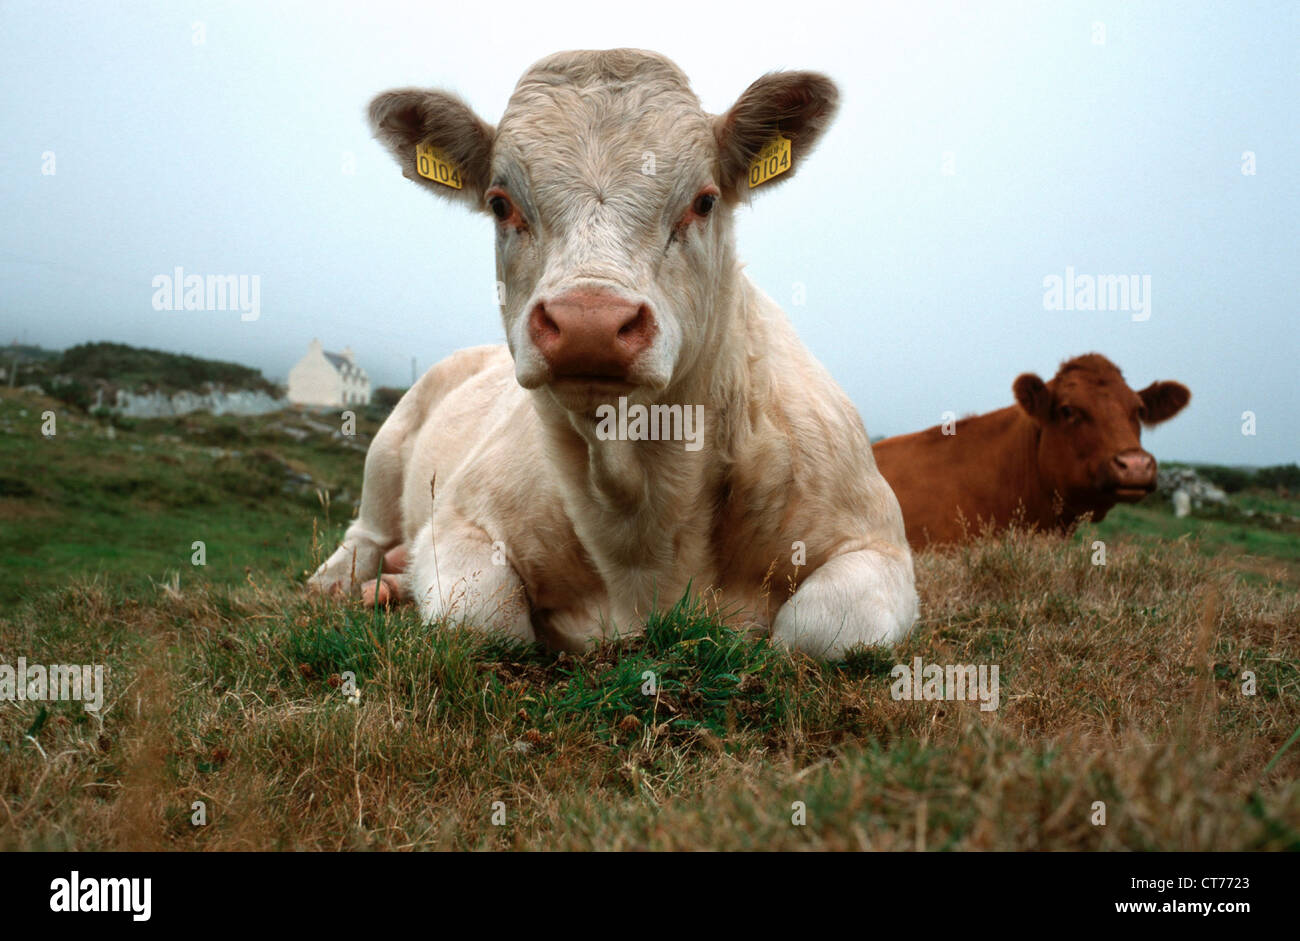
[873,354,1190,548]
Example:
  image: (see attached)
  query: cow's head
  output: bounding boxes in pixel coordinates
[369,49,838,412]
[1012,354,1190,513]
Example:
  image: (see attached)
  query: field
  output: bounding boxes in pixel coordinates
[1,387,1297,850]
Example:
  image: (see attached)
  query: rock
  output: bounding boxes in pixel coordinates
[272,424,310,441]
[297,416,339,435]
[113,386,289,419]
[1157,467,1229,512]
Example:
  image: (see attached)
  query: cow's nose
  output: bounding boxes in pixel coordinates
[528,290,655,381]
[1111,449,1156,487]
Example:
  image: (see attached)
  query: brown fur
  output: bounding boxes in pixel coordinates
[873,353,1191,548]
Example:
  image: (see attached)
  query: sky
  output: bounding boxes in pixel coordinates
[1,0,1296,465]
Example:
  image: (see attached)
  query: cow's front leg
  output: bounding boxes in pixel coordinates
[772,544,918,660]
[406,517,535,643]
[308,397,412,595]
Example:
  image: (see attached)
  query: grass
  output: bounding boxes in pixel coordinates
[0,388,377,605]
[0,387,1297,850]
[1084,496,1300,588]
[1,532,1295,850]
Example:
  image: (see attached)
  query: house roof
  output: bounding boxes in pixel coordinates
[321,350,366,377]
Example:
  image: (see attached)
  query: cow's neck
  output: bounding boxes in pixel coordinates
[536,270,752,616]
[959,406,1062,530]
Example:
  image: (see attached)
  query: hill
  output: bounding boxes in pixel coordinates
[53,341,279,396]
[2,343,61,363]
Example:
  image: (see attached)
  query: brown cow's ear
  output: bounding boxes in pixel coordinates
[1013,373,1052,423]
[714,71,839,200]
[369,88,495,211]
[1138,381,1191,426]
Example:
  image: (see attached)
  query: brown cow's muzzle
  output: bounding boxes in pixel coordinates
[528,290,656,386]
[1110,448,1157,499]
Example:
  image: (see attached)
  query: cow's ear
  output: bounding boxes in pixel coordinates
[715,71,839,200]
[1138,380,1190,426]
[1013,373,1052,423]
[369,88,495,211]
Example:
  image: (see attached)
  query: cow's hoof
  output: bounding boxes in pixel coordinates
[361,574,406,608]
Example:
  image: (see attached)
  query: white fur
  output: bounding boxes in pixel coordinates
[772,546,919,659]
[312,51,920,660]
[405,519,534,642]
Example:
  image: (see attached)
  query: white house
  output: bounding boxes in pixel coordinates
[287,339,371,407]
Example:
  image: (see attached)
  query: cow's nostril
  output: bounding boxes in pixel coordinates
[529,303,561,340]
[531,291,654,379]
[617,305,654,349]
[1112,450,1155,484]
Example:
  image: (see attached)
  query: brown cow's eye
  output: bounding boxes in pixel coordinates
[1060,406,1075,420]
[489,196,511,221]
[693,193,717,216]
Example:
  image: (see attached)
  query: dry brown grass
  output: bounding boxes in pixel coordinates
[1,529,1296,850]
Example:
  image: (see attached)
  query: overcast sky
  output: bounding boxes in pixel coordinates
[1,0,1295,464]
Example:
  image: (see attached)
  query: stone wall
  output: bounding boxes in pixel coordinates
[106,386,288,418]
[1156,467,1229,517]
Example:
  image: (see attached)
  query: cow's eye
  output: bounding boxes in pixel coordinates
[486,189,528,232]
[693,193,717,216]
[1060,406,1074,420]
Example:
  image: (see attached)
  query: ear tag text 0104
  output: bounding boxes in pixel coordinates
[416,142,463,189]
[748,135,792,188]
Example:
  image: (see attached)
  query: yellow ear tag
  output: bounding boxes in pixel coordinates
[415,142,463,190]
[748,135,792,188]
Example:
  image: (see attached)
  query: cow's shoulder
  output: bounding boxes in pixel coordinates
[419,344,510,399]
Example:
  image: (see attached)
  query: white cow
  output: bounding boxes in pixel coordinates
[310,49,918,659]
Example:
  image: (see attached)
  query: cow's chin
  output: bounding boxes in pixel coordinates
[1111,484,1155,503]
[527,363,673,414]
[1097,476,1156,503]
[544,376,642,413]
